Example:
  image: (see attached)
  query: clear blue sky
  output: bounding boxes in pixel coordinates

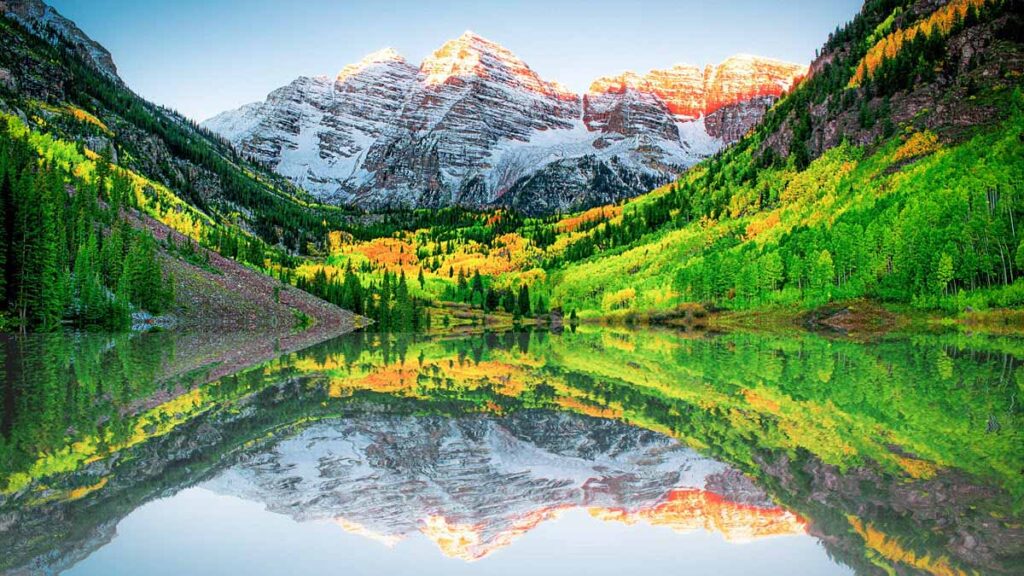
[48,0,862,122]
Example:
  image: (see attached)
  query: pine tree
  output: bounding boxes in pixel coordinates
[395,271,413,332]
[535,295,548,315]
[114,268,132,328]
[37,168,64,330]
[123,233,167,313]
[517,284,531,317]
[0,172,8,307]
[13,170,43,328]
[342,264,364,314]
[74,229,108,326]
[380,272,393,330]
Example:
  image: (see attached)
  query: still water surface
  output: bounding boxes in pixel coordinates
[1,327,1021,575]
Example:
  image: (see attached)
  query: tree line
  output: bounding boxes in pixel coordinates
[296,266,426,332]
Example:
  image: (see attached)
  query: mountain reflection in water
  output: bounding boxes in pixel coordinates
[1,327,1022,575]
[206,412,805,562]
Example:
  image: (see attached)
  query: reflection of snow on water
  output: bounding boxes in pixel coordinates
[205,411,791,560]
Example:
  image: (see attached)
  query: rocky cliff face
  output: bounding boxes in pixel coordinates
[0,0,119,80]
[760,0,1024,168]
[204,33,804,215]
[590,55,806,121]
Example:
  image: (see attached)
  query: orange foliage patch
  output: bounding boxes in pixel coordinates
[555,396,624,420]
[353,237,419,271]
[66,477,109,501]
[329,367,421,398]
[895,455,939,480]
[893,131,940,162]
[848,516,971,576]
[555,205,622,233]
[744,212,781,241]
[742,388,782,413]
[850,0,987,86]
[64,106,113,135]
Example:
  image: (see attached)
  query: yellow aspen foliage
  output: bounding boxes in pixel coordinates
[847,516,972,576]
[601,287,636,311]
[326,230,353,253]
[893,130,940,161]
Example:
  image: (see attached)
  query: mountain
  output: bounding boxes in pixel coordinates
[536,0,1024,318]
[589,54,807,142]
[203,33,804,215]
[0,0,118,79]
[0,0,370,331]
[0,0,365,254]
[298,0,1024,334]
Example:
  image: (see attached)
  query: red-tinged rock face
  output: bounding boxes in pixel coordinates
[703,55,806,116]
[643,64,707,119]
[589,55,806,120]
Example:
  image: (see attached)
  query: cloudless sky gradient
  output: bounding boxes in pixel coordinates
[48,0,862,122]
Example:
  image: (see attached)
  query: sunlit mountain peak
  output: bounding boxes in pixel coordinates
[336,47,406,82]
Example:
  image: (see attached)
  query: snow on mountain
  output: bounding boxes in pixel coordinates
[203,32,805,214]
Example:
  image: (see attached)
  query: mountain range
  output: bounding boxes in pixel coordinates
[203,33,804,214]
[1,0,1022,338]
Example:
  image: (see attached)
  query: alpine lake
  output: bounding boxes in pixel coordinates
[1,325,1021,575]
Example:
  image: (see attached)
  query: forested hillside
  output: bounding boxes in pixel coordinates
[1,0,1022,332]
[550,0,1024,318]
[0,12,341,252]
[292,0,1024,328]
[0,118,171,330]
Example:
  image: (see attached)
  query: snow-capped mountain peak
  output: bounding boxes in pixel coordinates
[419,31,574,101]
[336,47,407,83]
[202,33,805,214]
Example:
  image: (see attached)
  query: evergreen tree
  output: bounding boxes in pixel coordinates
[517,284,531,317]
[0,172,9,306]
[395,271,413,332]
[13,170,43,326]
[37,168,64,329]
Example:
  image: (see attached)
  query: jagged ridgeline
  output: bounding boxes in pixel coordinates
[2,0,1023,332]
[286,0,1024,325]
[202,33,805,214]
